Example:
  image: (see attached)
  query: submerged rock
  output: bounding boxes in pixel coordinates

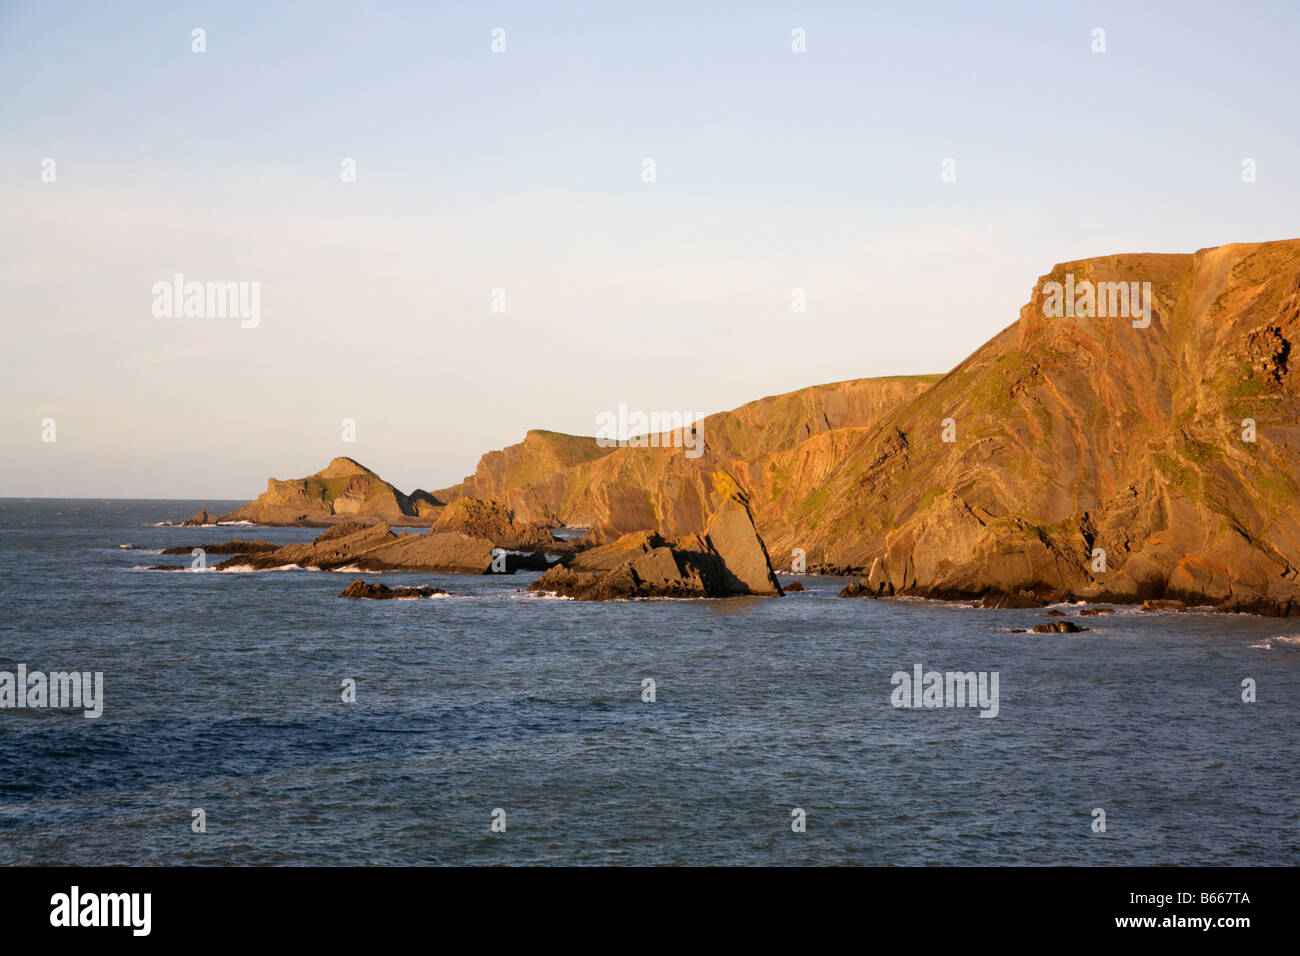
[1141,599,1187,612]
[983,591,1048,609]
[783,580,805,592]
[837,580,875,598]
[338,579,447,599]
[182,507,219,526]
[1032,621,1084,633]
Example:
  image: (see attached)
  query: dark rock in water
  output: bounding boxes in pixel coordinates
[147,564,188,572]
[338,579,447,599]
[1044,609,1068,617]
[1141,599,1186,612]
[983,591,1047,609]
[783,580,805,592]
[1079,608,1112,616]
[838,580,875,598]
[506,551,551,572]
[1032,621,1084,633]
[161,540,279,556]
[1214,596,1300,616]
[182,507,218,526]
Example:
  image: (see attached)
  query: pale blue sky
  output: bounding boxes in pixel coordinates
[2,0,1297,497]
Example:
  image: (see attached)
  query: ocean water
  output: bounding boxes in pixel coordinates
[1,499,1296,866]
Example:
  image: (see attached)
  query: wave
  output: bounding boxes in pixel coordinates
[1252,635,1300,649]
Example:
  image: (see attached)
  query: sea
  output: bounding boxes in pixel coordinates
[1,499,1296,865]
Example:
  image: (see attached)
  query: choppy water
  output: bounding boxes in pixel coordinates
[1,499,1296,865]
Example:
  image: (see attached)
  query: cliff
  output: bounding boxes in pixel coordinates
[765,239,1300,613]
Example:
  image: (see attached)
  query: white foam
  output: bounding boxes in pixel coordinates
[1254,635,1300,649]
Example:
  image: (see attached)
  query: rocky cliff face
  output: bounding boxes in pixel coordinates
[219,457,440,526]
[434,375,939,534]
[764,240,1300,613]
[433,430,619,505]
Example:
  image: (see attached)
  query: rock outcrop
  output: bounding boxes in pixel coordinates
[529,480,782,599]
[676,480,782,595]
[182,507,219,526]
[528,532,718,600]
[213,522,546,575]
[337,579,447,599]
[429,496,556,550]
[161,540,279,555]
[219,457,441,527]
[1032,622,1085,633]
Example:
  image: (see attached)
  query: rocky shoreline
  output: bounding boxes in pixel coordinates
[832,577,1300,617]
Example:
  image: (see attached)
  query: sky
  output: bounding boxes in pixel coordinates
[2,0,1298,498]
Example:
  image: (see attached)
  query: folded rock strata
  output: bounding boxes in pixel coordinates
[215,522,546,574]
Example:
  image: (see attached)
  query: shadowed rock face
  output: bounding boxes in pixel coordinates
[219,457,441,527]
[674,480,782,596]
